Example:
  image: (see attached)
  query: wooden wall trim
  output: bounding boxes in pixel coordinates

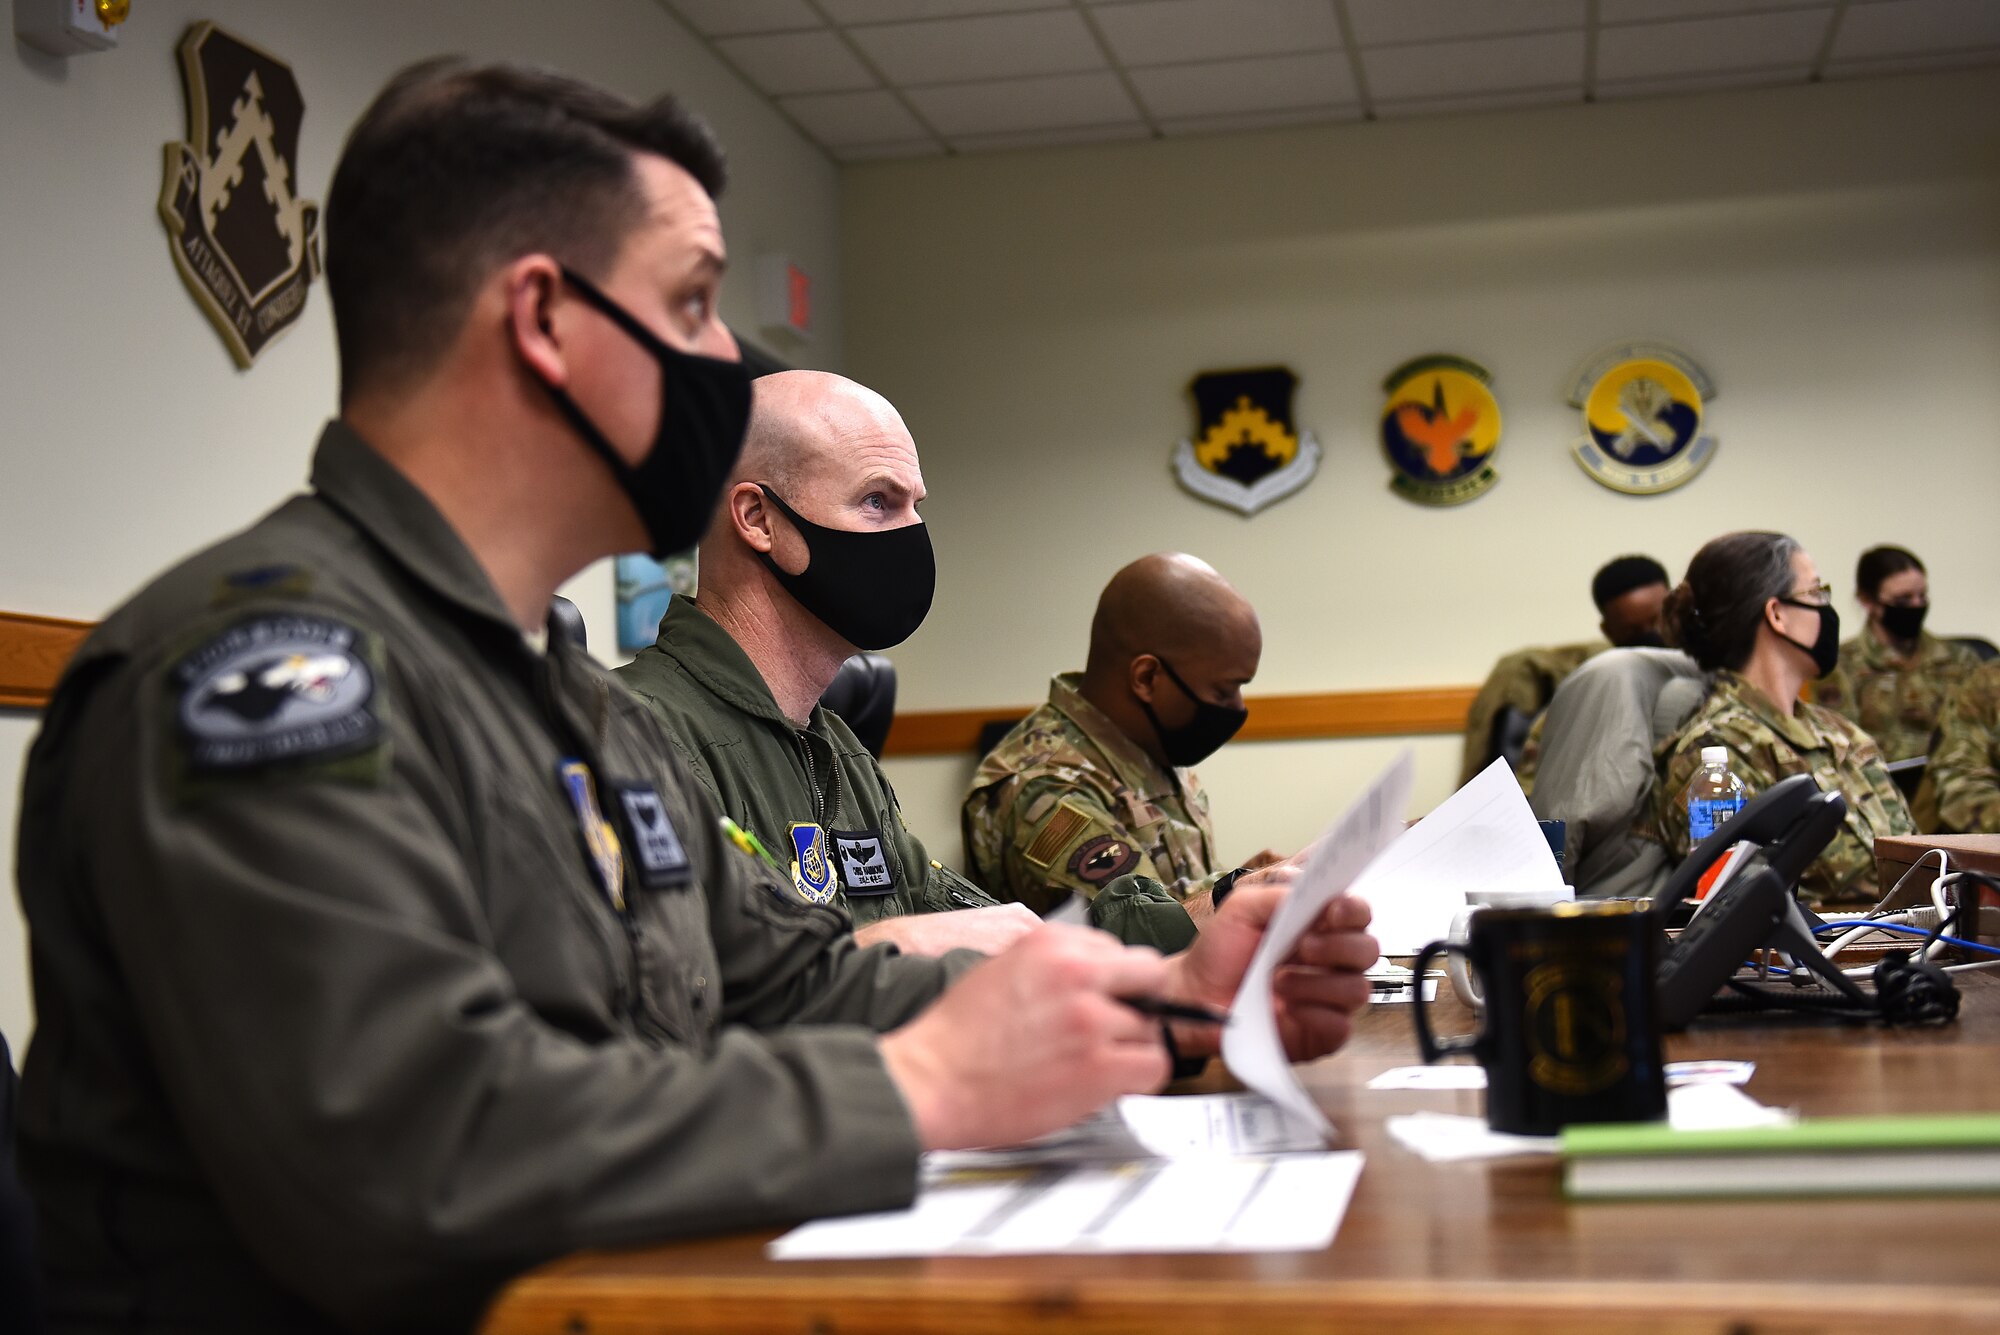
[882,685,1477,757]
[1,608,1478,749]
[0,611,93,711]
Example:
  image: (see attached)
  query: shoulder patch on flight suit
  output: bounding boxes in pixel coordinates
[787,822,839,905]
[613,782,692,891]
[1068,833,1141,887]
[172,614,382,775]
[1023,798,1094,869]
[832,829,896,895]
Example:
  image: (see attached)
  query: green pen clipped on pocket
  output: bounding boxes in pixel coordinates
[719,815,779,871]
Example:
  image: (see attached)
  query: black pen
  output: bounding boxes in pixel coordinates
[1118,995,1232,1026]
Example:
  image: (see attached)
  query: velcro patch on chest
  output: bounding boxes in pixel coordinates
[1068,833,1141,887]
[173,614,380,773]
[788,822,839,905]
[832,829,896,895]
[613,782,693,890]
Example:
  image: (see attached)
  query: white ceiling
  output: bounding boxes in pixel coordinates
[653,0,2000,161]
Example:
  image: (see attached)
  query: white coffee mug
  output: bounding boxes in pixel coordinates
[1445,885,1575,1008]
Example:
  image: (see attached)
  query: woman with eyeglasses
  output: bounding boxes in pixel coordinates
[1813,545,1983,764]
[1648,531,1914,908]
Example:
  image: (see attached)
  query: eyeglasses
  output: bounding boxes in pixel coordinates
[1782,582,1834,609]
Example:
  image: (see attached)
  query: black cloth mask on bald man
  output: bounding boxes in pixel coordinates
[756,484,936,651]
[1141,657,1249,768]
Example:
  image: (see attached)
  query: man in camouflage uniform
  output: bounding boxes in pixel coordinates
[1816,626,1982,763]
[964,554,1279,920]
[1915,659,2000,833]
[1467,555,1671,787]
[1644,670,1914,907]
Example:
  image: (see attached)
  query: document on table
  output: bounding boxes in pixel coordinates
[1219,749,1416,1139]
[1348,757,1570,956]
[768,1151,1366,1260]
[926,1092,1326,1172]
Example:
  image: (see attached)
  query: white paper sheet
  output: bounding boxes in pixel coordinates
[1367,1061,1759,1092]
[768,1152,1366,1260]
[1349,757,1569,956]
[924,1092,1324,1173]
[1384,1084,1793,1163]
[1219,749,1416,1138]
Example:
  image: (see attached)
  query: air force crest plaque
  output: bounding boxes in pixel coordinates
[160,23,321,368]
[1381,355,1502,506]
[1171,367,1321,515]
[1568,343,1717,495]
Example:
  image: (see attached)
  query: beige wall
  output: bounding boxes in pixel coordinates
[0,0,844,1057]
[846,70,2000,872]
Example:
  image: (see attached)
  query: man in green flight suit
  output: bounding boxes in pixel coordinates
[617,369,1050,954]
[13,61,1384,1333]
[963,554,1283,923]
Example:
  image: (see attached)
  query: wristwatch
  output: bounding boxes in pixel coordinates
[1209,866,1251,911]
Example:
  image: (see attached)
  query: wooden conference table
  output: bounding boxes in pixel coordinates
[482,973,2000,1335]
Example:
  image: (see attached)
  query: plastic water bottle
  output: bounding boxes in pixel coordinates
[1684,745,1747,899]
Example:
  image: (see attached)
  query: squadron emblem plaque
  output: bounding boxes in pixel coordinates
[160,22,321,367]
[1170,367,1321,516]
[1568,343,1717,495]
[1380,355,1502,506]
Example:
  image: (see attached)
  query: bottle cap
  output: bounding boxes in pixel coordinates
[1700,745,1730,767]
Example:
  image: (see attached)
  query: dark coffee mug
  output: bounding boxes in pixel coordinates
[1412,902,1667,1136]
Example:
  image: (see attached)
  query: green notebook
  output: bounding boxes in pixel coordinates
[1562,1113,2000,1200]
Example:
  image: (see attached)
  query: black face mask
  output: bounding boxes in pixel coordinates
[756,485,935,651]
[538,267,753,558]
[1776,599,1841,678]
[1880,603,1928,643]
[1140,657,1248,769]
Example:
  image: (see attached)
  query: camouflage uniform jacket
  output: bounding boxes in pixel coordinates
[962,673,1220,915]
[1645,670,1914,907]
[1915,659,2000,834]
[1815,629,1980,763]
[618,598,1001,927]
[1461,640,1605,786]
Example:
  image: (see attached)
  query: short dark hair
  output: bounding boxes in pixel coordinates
[1591,554,1670,612]
[1663,531,1801,672]
[1855,545,1924,600]
[326,59,727,404]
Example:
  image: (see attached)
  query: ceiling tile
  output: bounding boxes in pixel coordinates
[849,9,1104,83]
[1597,65,1810,97]
[1344,0,1584,47]
[663,0,822,37]
[1597,9,1831,79]
[1832,0,2000,59]
[1372,87,1581,118]
[832,139,941,162]
[1599,0,1827,22]
[1129,50,1355,118]
[1158,106,1364,136]
[715,31,878,95]
[1090,0,1339,68]
[1362,30,1585,100]
[821,0,1061,21]
[908,70,1142,134]
[779,89,931,146]
[951,123,1153,152]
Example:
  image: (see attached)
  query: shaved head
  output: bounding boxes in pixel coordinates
[1087,553,1258,676]
[726,369,912,505]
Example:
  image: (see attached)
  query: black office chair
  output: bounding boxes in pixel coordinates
[546,596,589,652]
[1884,755,1928,800]
[819,654,898,759]
[1953,636,1999,663]
[1488,705,1535,777]
[2,1033,42,1334]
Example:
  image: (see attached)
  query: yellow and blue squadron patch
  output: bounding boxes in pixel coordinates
[787,821,839,905]
[1568,343,1717,495]
[557,760,625,912]
[1171,367,1321,515]
[1380,355,1502,506]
